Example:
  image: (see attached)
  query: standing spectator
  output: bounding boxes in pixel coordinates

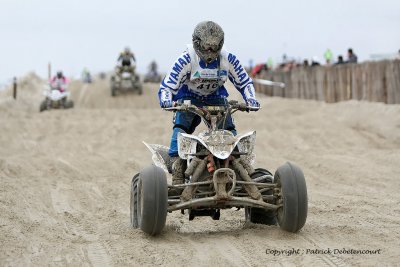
[311,56,320,66]
[267,57,274,69]
[347,48,358,63]
[335,55,345,65]
[303,59,309,67]
[396,49,400,60]
[324,49,333,65]
[249,59,254,71]
[250,63,268,77]
[282,54,288,64]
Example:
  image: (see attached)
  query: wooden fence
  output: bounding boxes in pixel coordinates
[254,60,400,104]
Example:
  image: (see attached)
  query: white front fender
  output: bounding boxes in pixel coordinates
[177,131,256,161]
[143,142,171,173]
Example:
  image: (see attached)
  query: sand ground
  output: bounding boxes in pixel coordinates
[1,74,400,266]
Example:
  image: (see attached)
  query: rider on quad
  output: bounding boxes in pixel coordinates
[116,47,136,75]
[144,60,161,83]
[40,70,73,111]
[148,60,158,76]
[50,71,68,92]
[158,21,260,186]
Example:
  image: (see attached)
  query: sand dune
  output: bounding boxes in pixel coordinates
[1,75,400,266]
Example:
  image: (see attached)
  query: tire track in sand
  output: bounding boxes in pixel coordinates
[186,235,250,267]
[79,84,89,103]
[50,182,73,213]
[87,243,112,267]
[50,179,112,266]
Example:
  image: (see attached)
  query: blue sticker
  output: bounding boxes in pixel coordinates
[219,70,228,76]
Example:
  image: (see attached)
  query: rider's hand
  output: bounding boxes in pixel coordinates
[246,99,260,111]
[160,89,173,108]
[161,100,173,108]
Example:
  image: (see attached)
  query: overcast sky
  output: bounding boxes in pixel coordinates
[0,0,399,83]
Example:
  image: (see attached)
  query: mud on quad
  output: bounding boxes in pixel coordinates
[130,100,308,235]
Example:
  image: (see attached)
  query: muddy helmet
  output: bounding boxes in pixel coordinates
[56,71,63,78]
[192,21,224,64]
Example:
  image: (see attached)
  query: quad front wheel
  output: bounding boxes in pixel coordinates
[130,165,168,235]
[136,84,143,95]
[110,76,117,97]
[39,100,47,112]
[111,86,117,97]
[275,162,308,232]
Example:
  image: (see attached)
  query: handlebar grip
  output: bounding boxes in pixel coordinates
[163,107,176,111]
[247,106,260,111]
[236,104,260,112]
[236,103,248,111]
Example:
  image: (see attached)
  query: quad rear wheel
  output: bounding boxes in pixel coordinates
[245,168,276,225]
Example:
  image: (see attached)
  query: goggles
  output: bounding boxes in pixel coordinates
[200,43,220,53]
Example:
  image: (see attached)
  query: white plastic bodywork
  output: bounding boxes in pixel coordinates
[143,142,170,172]
[119,71,134,89]
[43,88,69,101]
[177,130,256,163]
[121,72,132,79]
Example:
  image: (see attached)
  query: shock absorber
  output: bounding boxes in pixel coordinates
[207,154,215,173]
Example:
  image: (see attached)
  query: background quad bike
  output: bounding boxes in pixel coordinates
[143,74,162,84]
[110,74,143,97]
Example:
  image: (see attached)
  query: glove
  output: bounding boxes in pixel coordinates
[160,88,173,108]
[246,98,260,110]
[243,84,259,111]
[161,100,173,108]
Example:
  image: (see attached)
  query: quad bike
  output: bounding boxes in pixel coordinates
[110,65,142,96]
[144,61,161,83]
[143,71,162,83]
[81,70,92,83]
[130,100,308,235]
[39,84,73,112]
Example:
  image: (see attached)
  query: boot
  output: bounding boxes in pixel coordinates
[169,159,186,196]
[172,158,186,185]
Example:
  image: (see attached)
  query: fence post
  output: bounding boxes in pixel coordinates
[48,62,51,80]
[13,77,17,100]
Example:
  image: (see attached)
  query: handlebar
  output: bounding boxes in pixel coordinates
[163,100,260,113]
[163,103,200,112]
[229,101,260,112]
[163,100,259,130]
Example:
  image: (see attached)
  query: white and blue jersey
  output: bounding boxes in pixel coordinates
[158,45,258,105]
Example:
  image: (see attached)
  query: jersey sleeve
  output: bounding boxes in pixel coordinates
[158,51,191,106]
[226,52,258,102]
